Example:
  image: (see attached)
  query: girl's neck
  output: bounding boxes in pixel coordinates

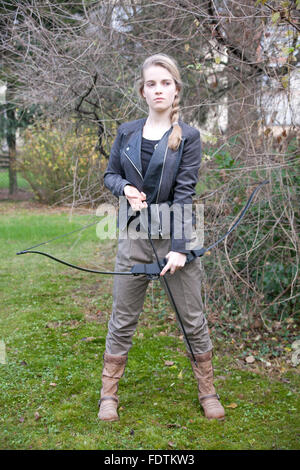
[143,110,172,140]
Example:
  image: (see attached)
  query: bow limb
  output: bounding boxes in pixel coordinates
[16,250,133,275]
[16,249,167,278]
[186,179,269,261]
[208,179,269,250]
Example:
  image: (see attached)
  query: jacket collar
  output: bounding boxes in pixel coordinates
[124,118,176,180]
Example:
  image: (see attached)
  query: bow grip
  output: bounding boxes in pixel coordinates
[185,247,206,263]
[130,248,207,278]
[131,257,167,277]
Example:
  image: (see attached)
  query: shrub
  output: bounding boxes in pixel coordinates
[17,119,106,204]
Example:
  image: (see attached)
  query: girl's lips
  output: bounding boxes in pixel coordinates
[154,98,164,101]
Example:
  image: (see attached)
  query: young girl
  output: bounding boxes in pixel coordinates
[98,54,225,422]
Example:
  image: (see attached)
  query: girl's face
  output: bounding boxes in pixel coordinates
[142,65,178,114]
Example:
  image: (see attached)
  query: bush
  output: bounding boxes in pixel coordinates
[195,136,299,329]
[17,119,106,204]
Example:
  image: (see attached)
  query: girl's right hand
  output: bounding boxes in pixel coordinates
[124,185,148,211]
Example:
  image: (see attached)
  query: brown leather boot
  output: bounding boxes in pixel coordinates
[188,350,225,420]
[97,352,127,422]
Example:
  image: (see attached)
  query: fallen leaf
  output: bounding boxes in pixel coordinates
[291,350,300,367]
[225,403,238,409]
[49,382,57,387]
[168,441,175,447]
[177,370,183,379]
[259,358,272,367]
[81,337,96,342]
[291,340,300,350]
[245,355,255,364]
[164,360,174,366]
[253,318,263,329]
[34,412,41,421]
[46,322,61,329]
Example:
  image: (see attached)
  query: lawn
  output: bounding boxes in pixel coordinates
[0,170,31,190]
[0,201,299,450]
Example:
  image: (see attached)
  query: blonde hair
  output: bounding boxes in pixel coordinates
[138,53,182,151]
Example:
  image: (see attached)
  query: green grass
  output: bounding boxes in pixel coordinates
[0,170,31,190]
[0,202,299,450]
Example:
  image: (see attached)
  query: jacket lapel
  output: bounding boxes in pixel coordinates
[122,120,146,178]
[122,123,179,205]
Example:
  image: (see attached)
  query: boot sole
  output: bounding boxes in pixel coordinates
[98,415,119,422]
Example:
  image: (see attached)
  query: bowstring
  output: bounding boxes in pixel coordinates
[17,218,101,255]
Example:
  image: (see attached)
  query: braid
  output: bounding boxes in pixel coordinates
[168,94,182,151]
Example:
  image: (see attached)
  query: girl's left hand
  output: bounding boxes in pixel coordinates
[160,251,187,276]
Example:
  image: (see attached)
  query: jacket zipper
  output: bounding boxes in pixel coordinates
[155,144,168,236]
[124,143,168,238]
[124,151,143,181]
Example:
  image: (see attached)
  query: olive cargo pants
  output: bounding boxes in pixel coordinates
[105,236,213,356]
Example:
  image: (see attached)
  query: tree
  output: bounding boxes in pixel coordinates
[0,0,299,324]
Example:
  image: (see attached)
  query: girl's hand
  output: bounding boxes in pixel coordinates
[160,251,187,276]
[124,185,148,211]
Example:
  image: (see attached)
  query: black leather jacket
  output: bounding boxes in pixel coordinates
[104,117,202,253]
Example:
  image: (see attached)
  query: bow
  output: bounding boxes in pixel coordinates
[17,180,269,278]
[17,179,269,365]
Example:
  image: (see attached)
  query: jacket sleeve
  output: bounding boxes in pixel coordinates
[171,128,201,253]
[103,125,131,198]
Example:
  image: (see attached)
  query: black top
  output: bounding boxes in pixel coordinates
[141,137,159,177]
